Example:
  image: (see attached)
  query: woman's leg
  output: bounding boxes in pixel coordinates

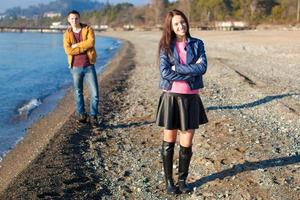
[179,129,194,147]
[163,129,178,143]
[161,129,178,194]
[178,129,195,193]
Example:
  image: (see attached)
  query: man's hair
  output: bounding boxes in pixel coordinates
[67,10,80,17]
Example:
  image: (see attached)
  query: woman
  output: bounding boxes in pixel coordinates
[156,9,208,195]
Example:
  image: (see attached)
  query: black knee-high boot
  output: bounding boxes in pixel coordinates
[178,145,193,193]
[161,141,178,194]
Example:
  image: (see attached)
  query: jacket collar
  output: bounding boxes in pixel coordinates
[66,23,88,32]
[67,24,89,44]
[171,36,195,64]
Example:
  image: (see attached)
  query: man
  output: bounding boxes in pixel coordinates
[63,10,99,125]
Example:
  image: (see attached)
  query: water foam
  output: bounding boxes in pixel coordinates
[18,98,42,119]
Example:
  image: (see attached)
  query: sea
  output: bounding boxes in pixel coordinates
[0,32,121,160]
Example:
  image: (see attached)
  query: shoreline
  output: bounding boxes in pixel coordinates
[0,85,69,159]
[0,32,121,160]
[0,39,128,193]
[0,84,76,193]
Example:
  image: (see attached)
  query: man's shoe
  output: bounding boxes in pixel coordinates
[90,116,99,127]
[77,113,87,123]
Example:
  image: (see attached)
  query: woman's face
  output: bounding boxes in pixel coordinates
[171,15,187,38]
[68,13,80,27]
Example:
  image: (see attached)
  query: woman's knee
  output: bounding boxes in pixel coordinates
[163,129,177,143]
[179,130,195,147]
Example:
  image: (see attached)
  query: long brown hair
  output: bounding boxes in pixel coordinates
[158,9,191,56]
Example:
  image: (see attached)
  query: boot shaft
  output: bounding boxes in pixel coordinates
[178,145,193,193]
[178,145,193,181]
[161,141,175,179]
[161,141,178,194]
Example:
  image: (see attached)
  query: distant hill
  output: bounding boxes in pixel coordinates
[4,0,105,17]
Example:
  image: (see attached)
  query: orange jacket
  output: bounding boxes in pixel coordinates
[63,24,97,67]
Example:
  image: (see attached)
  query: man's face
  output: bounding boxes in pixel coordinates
[68,13,80,27]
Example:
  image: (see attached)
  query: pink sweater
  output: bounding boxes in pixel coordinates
[168,41,199,94]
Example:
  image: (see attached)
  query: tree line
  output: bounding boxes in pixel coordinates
[82,0,300,27]
[0,0,299,28]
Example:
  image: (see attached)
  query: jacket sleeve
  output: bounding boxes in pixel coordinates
[63,32,85,56]
[75,27,95,49]
[174,41,207,76]
[160,51,194,81]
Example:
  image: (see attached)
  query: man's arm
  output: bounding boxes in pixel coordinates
[63,32,86,56]
[73,27,95,50]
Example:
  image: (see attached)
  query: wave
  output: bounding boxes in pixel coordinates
[17,98,42,119]
[106,40,122,52]
[106,46,118,52]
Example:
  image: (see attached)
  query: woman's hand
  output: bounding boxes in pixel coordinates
[196,57,202,64]
[171,58,201,72]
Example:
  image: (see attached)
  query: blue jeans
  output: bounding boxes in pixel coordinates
[70,65,99,116]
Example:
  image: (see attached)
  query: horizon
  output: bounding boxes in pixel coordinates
[0,0,150,13]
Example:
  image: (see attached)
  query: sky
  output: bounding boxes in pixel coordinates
[0,0,150,13]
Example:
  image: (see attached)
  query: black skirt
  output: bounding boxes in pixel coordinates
[156,92,208,131]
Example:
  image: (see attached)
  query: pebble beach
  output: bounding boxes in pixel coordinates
[0,30,300,199]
